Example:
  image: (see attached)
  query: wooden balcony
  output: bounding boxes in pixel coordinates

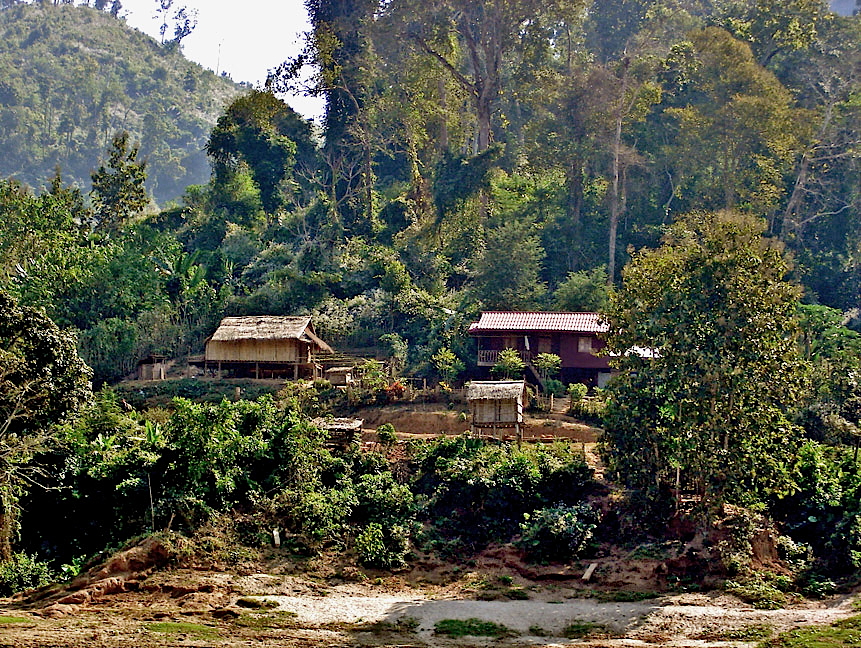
[477,349,533,367]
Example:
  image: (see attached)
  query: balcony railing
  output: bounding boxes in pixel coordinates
[477,349,533,367]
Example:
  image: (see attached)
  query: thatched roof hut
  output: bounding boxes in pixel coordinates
[467,380,526,442]
[204,316,332,379]
[208,316,332,351]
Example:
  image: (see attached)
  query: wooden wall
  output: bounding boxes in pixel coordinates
[471,398,522,425]
[205,339,310,363]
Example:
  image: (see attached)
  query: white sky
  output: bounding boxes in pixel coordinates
[117,0,325,121]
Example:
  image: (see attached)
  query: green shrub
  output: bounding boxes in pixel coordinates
[567,383,588,402]
[544,379,566,397]
[354,471,415,527]
[517,503,599,562]
[355,522,410,569]
[568,396,605,424]
[0,553,55,595]
[411,438,594,552]
[376,423,397,447]
[434,618,517,638]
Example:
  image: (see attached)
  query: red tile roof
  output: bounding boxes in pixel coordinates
[468,311,608,334]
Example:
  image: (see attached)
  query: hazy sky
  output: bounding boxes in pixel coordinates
[117,0,325,120]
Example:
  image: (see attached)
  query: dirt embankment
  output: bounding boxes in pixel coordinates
[2,537,858,648]
[354,404,600,443]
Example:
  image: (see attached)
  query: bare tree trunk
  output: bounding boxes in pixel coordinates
[438,78,449,152]
[608,63,628,283]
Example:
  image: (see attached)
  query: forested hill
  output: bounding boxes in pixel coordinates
[0,2,242,203]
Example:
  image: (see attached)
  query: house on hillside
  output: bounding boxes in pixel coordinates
[467,380,527,443]
[468,311,611,388]
[203,315,333,379]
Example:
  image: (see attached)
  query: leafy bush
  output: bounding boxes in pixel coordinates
[567,383,588,402]
[412,437,595,552]
[354,471,415,526]
[376,423,397,447]
[568,395,606,425]
[0,553,55,595]
[544,379,566,397]
[355,522,410,569]
[517,504,599,562]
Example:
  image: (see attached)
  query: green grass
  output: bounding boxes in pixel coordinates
[591,589,660,602]
[761,615,861,647]
[434,618,518,638]
[232,610,297,630]
[563,621,610,639]
[695,623,773,641]
[145,621,219,638]
[235,596,279,609]
[0,616,31,624]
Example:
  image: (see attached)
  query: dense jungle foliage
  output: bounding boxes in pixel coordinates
[0,0,860,596]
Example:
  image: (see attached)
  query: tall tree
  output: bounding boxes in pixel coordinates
[657,28,804,222]
[712,0,830,67]
[602,210,807,517]
[391,0,588,154]
[206,91,318,217]
[0,290,91,559]
[285,0,378,235]
[90,131,149,231]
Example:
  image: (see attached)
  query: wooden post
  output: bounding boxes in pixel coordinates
[255,362,259,379]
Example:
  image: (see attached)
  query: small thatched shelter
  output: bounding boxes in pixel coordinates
[204,316,333,379]
[137,355,166,381]
[467,380,527,443]
[312,417,364,449]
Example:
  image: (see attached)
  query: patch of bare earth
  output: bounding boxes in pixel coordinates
[354,403,601,443]
[1,537,857,648]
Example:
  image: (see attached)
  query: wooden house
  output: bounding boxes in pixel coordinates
[467,380,527,443]
[204,316,333,379]
[468,311,611,387]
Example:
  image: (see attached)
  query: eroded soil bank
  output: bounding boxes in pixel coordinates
[0,541,856,648]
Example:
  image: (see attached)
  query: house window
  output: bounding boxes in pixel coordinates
[578,336,594,353]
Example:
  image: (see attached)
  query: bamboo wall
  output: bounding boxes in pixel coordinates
[205,339,309,363]
[471,398,522,425]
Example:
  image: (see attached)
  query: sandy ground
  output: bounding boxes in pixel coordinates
[1,568,857,648]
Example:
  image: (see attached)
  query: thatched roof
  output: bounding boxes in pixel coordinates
[312,417,364,431]
[467,380,526,401]
[209,316,333,353]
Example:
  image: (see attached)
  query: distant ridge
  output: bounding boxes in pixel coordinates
[0,2,244,203]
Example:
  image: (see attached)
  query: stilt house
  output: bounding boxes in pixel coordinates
[468,311,612,388]
[204,316,333,379]
[467,380,527,443]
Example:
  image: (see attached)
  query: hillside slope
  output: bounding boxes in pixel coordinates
[0,3,243,203]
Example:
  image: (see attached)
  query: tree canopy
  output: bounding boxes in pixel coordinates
[602,210,808,517]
